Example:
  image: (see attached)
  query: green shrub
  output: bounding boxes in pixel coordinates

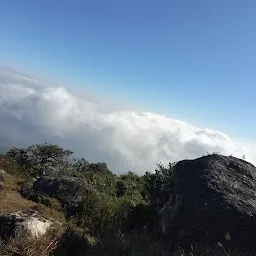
[74,190,147,237]
[75,192,121,236]
[54,226,92,256]
[143,162,176,208]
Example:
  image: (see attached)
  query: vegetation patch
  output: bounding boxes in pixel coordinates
[0,143,255,255]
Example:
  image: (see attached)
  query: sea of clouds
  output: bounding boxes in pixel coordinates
[0,66,254,174]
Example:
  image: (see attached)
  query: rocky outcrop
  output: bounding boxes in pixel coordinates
[159,154,256,248]
[33,176,95,214]
[0,209,53,240]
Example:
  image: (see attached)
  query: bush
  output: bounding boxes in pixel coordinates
[123,203,158,232]
[75,192,120,236]
[143,162,176,208]
[83,171,118,197]
[54,226,92,256]
[74,191,147,236]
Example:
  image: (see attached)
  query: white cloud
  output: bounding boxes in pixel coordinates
[0,66,255,174]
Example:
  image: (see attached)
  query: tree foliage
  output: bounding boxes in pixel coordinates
[143,162,176,208]
[6,143,73,177]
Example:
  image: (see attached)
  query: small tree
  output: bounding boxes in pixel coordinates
[143,162,176,208]
[7,143,73,178]
[73,158,90,173]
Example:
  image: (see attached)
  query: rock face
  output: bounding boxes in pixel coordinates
[159,154,256,248]
[33,176,94,214]
[0,209,52,240]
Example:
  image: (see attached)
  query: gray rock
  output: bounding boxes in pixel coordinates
[33,176,94,214]
[0,209,52,240]
[159,154,256,248]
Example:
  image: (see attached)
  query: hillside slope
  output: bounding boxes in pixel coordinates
[0,144,256,255]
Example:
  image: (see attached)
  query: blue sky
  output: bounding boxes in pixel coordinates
[1,0,256,141]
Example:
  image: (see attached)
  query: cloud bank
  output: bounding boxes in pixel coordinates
[0,66,254,174]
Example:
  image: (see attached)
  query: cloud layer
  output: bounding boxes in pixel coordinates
[0,66,254,174]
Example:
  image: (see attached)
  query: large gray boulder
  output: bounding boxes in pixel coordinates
[159,154,256,248]
[33,176,94,214]
[0,209,52,240]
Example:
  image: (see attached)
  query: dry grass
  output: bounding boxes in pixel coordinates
[30,204,66,224]
[4,172,27,191]
[0,226,64,256]
[0,173,66,223]
[0,172,66,255]
[0,174,37,214]
[0,189,37,214]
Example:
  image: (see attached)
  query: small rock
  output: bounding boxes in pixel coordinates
[0,209,53,240]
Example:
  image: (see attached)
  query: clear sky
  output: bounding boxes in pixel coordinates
[1,0,255,141]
